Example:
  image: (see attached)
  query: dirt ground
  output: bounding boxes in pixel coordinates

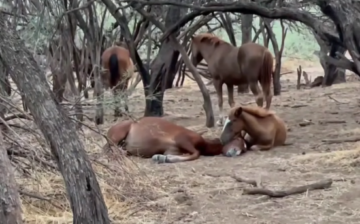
[113,61,360,224]
[20,60,360,223]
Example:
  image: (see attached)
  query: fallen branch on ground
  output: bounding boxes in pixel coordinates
[318,120,346,125]
[328,95,348,104]
[299,119,313,127]
[230,174,258,187]
[322,137,360,144]
[230,173,332,198]
[243,179,332,197]
[20,189,62,210]
[290,104,308,108]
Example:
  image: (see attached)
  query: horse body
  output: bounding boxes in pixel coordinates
[190,34,274,126]
[104,117,243,163]
[220,105,287,151]
[101,45,135,117]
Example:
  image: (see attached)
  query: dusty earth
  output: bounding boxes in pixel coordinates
[115,62,360,224]
[19,60,360,223]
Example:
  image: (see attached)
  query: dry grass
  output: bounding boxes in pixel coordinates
[18,125,169,223]
[4,78,166,223]
[7,60,360,224]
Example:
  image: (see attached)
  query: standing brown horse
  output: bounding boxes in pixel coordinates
[220,105,287,151]
[103,117,245,163]
[190,33,274,126]
[101,45,135,117]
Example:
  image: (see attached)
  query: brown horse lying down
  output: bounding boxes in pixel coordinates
[220,105,287,151]
[103,117,245,163]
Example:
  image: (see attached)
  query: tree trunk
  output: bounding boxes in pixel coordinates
[0,61,10,131]
[0,20,110,224]
[145,4,185,116]
[263,19,281,95]
[323,45,346,85]
[238,13,253,94]
[0,131,23,224]
[313,32,346,86]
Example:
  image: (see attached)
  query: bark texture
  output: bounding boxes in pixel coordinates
[238,13,253,93]
[146,2,187,116]
[0,130,23,224]
[0,19,110,224]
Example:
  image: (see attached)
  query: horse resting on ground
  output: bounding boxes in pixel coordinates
[190,33,274,126]
[220,105,287,152]
[100,45,135,118]
[103,117,246,163]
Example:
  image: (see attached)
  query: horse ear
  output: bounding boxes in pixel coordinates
[234,107,243,118]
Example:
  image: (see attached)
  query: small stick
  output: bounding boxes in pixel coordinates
[243,179,332,198]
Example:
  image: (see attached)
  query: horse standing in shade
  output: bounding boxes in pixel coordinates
[101,45,135,118]
[103,117,245,163]
[190,33,274,126]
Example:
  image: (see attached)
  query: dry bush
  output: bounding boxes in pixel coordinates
[2,77,166,223]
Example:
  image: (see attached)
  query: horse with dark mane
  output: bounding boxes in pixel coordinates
[103,117,245,163]
[100,45,135,118]
[190,33,274,126]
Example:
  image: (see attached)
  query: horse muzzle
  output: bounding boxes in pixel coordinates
[220,132,233,146]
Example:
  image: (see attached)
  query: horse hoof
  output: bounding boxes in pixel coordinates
[225,148,241,157]
[152,154,168,163]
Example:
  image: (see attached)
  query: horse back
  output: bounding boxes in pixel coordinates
[207,46,241,80]
[237,43,273,84]
[238,42,268,64]
[127,117,197,144]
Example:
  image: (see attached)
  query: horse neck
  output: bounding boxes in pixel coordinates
[241,112,266,137]
[198,138,223,155]
[197,44,219,62]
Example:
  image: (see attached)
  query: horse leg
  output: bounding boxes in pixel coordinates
[213,79,224,126]
[152,141,200,163]
[260,81,273,109]
[248,141,274,151]
[249,82,264,107]
[122,79,130,114]
[113,86,121,118]
[242,132,255,150]
[226,84,235,108]
[237,84,249,95]
[151,148,179,163]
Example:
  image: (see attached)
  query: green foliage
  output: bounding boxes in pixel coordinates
[214,17,319,61]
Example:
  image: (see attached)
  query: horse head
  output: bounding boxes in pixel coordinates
[190,36,204,67]
[220,105,273,146]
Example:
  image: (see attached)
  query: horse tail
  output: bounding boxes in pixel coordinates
[259,50,273,95]
[108,53,119,87]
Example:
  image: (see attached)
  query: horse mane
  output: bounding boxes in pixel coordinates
[241,105,275,118]
[196,33,228,48]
